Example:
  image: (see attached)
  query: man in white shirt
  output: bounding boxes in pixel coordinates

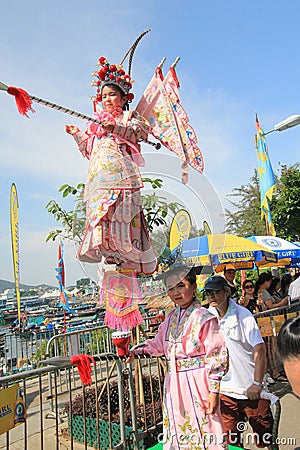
[205,275,273,449]
[288,273,300,303]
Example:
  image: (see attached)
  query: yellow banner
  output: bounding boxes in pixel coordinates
[169,210,191,250]
[203,220,211,235]
[10,184,21,327]
[256,317,274,337]
[273,315,285,335]
[0,384,26,435]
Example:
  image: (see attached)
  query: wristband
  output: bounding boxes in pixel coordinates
[253,381,263,387]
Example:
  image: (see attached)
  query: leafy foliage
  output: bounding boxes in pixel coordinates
[225,165,300,240]
[225,170,266,236]
[64,372,163,429]
[45,183,85,242]
[271,165,300,241]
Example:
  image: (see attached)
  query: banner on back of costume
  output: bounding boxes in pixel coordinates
[0,384,26,435]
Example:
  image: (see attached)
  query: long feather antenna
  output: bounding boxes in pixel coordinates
[125,29,152,76]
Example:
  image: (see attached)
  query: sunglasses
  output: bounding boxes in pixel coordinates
[244,285,254,289]
[205,288,224,296]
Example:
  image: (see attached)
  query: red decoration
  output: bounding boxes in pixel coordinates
[7,86,35,117]
[70,354,95,386]
[110,64,117,72]
[98,56,107,65]
[127,93,134,101]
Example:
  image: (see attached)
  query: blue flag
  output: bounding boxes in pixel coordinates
[255,115,276,236]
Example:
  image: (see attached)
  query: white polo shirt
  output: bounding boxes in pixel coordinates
[209,298,264,399]
[288,277,300,302]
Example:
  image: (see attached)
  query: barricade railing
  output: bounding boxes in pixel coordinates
[45,325,113,418]
[0,352,165,449]
[254,301,300,378]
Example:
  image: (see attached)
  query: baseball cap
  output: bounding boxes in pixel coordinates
[223,264,236,272]
[204,276,229,291]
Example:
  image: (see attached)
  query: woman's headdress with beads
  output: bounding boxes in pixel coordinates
[92,29,151,104]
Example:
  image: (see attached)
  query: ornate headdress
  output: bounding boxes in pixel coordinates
[92,29,151,104]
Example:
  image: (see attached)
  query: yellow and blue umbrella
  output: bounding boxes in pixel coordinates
[173,233,277,267]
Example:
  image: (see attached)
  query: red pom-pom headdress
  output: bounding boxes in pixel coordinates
[92,29,151,104]
[92,58,134,102]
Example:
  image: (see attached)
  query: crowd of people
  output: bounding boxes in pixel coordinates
[127,264,299,449]
[222,265,300,314]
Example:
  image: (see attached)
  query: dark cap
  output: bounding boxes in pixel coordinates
[204,276,230,291]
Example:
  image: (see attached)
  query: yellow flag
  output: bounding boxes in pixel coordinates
[10,184,21,328]
[169,210,191,250]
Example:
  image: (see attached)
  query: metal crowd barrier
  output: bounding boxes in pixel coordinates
[0,351,165,449]
[254,300,300,378]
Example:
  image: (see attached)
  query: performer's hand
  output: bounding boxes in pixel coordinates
[246,384,262,400]
[206,392,219,415]
[101,121,115,133]
[125,352,135,363]
[65,124,79,134]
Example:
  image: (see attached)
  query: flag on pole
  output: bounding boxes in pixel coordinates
[255,115,276,236]
[10,184,21,328]
[55,242,75,313]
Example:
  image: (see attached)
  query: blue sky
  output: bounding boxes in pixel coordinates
[1,0,300,286]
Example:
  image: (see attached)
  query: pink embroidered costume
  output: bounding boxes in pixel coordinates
[132,299,228,449]
[70,108,157,274]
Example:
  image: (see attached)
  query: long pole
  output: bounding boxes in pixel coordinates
[0,81,161,149]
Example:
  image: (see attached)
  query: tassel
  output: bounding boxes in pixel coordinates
[70,354,95,386]
[7,86,35,117]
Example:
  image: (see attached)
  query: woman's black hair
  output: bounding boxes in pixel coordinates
[268,277,280,296]
[277,316,300,361]
[281,274,293,297]
[254,271,272,295]
[101,83,130,110]
[242,279,254,290]
[160,265,197,287]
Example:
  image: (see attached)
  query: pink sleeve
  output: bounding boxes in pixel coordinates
[200,317,228,393]
[112,111,149,144]
[72,131,94,160]
[132,321,167,357]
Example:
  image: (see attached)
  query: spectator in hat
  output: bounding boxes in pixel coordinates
[127,265,228,449]
[205,275,273,449]
[223,264,239,301]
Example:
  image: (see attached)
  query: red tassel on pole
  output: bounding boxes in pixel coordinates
[7,86,35,117]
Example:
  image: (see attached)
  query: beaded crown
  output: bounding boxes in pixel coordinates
[92,29,151,104]
[92,58,135,102]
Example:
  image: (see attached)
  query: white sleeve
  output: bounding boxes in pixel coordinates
[244,315,264,348]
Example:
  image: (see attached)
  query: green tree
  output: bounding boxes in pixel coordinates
[272,165,300,240]
[224,170,266,236]
[225,165,300,240]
